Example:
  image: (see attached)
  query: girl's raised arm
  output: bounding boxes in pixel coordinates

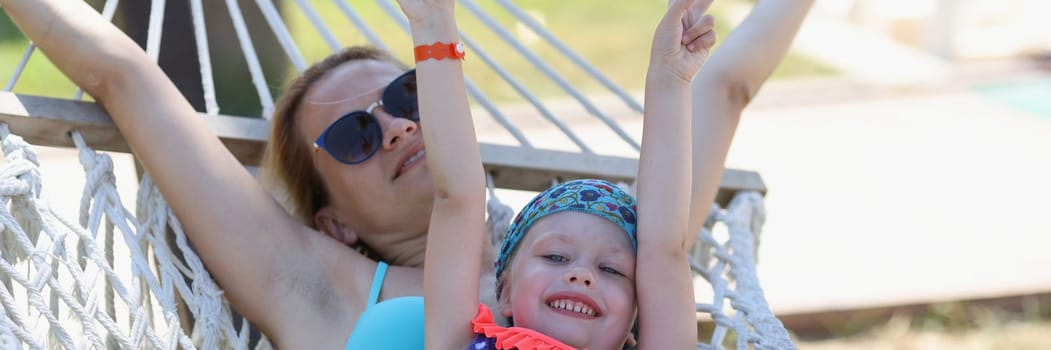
[687,0,815,243]
[635,0,716,348]
[393,0,486,348]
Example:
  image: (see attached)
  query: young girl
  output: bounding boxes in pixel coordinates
[402,0,718,347]
[482,178,642,349]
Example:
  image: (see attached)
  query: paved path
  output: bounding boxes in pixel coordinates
[731,83,1051,313]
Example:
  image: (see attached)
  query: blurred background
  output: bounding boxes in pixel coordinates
[3,0,1051,348]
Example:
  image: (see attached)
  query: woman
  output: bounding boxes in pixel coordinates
[0,0,811,348]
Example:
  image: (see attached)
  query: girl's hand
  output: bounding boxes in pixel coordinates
[650,0,717,84]
[394,0,455,30]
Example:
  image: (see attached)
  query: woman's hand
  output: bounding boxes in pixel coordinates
[650,0,717,84]
[395,0,458,43]
[395,0,455,31]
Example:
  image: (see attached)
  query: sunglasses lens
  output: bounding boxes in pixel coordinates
[319,70,418,165]
[381,70,418,121]
[325,112,381,164]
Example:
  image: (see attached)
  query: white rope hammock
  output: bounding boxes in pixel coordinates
[0,129,789,349]
[693,195,794,349]
[1,1,793,348]
[0,125,254,350]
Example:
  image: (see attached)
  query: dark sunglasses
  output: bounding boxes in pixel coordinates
[313,69,418,165]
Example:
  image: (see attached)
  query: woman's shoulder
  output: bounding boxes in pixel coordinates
[268,233,396,346]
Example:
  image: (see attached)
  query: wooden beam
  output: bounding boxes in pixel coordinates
[0,92,765,204]
[480,143,766,206]
[0,92,269,166]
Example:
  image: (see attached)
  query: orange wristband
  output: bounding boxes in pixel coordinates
[414,42,465,62]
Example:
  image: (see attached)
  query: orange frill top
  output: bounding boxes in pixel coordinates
[471,304,578,350]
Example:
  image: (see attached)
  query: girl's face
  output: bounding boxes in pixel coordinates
[499,211,637,350]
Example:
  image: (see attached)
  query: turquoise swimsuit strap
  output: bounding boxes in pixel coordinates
[367,262,389,307]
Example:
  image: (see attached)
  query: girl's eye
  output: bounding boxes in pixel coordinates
[543,254,568,263]
[601,266,624,276]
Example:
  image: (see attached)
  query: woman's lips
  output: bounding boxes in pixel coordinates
[393,148,426,179]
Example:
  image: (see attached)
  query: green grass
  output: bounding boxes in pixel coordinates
[0,41,82,98]
[284,0,837,103]
[0,9,81,97]
[2,0,837,108]
[0,7,20,44]
[278,0,669,102]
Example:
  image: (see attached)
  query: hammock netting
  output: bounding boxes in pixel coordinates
[1,0,794,349]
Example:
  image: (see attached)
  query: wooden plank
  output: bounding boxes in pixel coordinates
[0,92,766,204]
[0,92,269,165]
[480,143,766,206]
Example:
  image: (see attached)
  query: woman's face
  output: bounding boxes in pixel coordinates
[499,211,637,350]
[298,60,433,259]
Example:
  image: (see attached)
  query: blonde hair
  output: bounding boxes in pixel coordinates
[261,46,406,227]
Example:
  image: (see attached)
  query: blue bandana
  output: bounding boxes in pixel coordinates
[494,179,638,282]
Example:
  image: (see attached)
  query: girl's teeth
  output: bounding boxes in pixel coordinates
[549,300,595,316]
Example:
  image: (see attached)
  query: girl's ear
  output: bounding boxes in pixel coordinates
[497,283,514,318]
[315,207,360,245]
[624,315,639,349]
[624,331,637,348]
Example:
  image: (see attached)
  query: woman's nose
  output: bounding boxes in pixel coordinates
[377,109,418,149]
[564,266,594,288]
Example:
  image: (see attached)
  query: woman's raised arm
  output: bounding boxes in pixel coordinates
[392,0,487,348]
[0,0,357,341]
